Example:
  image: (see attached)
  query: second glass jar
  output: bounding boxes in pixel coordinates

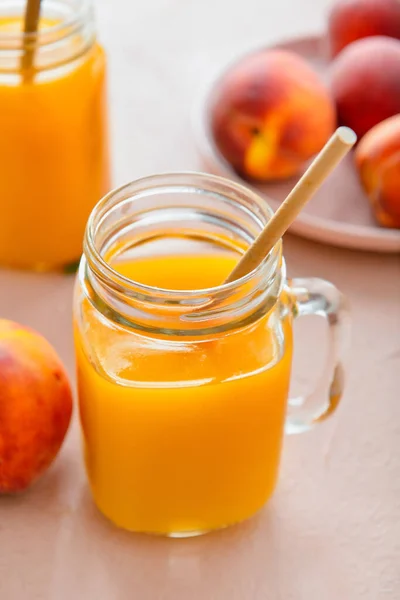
[0,0,110,270]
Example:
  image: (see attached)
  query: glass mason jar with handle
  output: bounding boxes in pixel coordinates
[73,172,350,536]
[0,0,110,271]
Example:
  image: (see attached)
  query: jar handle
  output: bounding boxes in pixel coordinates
[285,277,351,434]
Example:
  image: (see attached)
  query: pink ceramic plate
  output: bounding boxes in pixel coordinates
[194,35,400,253]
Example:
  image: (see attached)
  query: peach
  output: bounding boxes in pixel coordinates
[331,36,400,138]
[328,0,400,57]
[0,320,73,493]
[355,114,400,228]
[210,50,336,181]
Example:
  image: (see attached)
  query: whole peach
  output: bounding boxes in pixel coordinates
[328,0,400,57]
[355,114,400,228]
[210,49,336,181]
[0,320,73,493]
[331,36,400,138]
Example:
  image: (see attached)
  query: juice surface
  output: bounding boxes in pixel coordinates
[75,253,293,534]
[0,17,110,270]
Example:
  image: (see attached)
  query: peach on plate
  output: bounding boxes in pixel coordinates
[0,319,73,493]
[210,49,336,181]
[355,114,400,228]
[328,0,400,57]
[331,36,400,139]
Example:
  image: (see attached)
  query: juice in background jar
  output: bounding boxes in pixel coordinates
[0,4,110,270]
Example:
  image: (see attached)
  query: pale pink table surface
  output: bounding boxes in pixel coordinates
[1,1,400,598]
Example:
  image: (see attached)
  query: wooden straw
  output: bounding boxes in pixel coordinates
[224,126,357,285]
[21,0,42,81]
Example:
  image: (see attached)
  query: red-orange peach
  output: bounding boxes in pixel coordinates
[355,114,400,228]
[0,320,73,493]
[328,0,400,57]
[210,50,336,181]
[331,36,400,138]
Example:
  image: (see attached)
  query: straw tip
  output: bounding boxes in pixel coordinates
[337,126,357,146]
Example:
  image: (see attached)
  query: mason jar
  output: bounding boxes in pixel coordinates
[74,172,349,536]
[0,0,110,270]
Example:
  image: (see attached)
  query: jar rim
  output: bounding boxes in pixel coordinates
[84,171,282,303]
[0,0,93,49]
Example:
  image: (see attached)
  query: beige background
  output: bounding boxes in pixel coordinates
[1,0,400,598]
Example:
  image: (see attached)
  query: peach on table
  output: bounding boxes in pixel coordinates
[0,319,72,493]
[355,114,400,228]
[328,0,400,57]
[209,49,335,181]
[331,36,400,139]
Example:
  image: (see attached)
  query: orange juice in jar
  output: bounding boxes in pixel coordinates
[74,173,349,536]
[0,0,110,270]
